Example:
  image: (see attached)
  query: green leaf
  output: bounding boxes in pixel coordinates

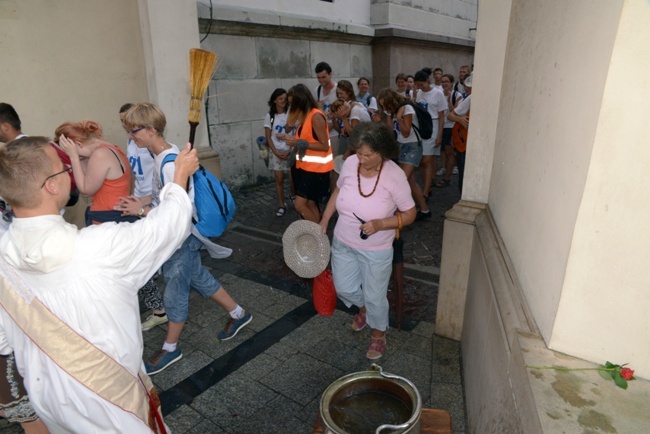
[605,361,617,369]
[613,371,628,390]
[599,369,613,381]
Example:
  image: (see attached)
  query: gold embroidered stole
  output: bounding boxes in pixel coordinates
[0,274,164,433]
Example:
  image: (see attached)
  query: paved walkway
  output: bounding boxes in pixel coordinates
[2,170,467,433]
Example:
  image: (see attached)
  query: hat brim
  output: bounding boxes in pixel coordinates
[282,220,331,278]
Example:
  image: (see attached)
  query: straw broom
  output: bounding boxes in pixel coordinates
[188,48,218,148]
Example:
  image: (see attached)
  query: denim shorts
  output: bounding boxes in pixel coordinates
[162,234,221,322]
[397,141,423,167]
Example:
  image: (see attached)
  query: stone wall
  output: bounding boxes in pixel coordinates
[197,3,475,187]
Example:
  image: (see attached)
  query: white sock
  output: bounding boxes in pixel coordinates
[162,341,177,352]
[229,305,244,319]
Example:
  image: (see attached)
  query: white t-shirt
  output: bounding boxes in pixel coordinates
[394,104,418,144]
[444,91,464,128]
[152,145,197,223]
[349,103,371,123]
[127,139,155,197]
[357,94,378,112]
[398,89,415,101]
[415,88,447,120]
[263,112,290,153]
[314,82,339,138]
[454,95,471,117]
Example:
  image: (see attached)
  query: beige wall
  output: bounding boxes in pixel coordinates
[551,0,650,376]
[484,1,623,341]
[0,0,149,226]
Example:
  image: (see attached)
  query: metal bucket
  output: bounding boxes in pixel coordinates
[320,364,421,434]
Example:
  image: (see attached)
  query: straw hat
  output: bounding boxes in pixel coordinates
[282,220,331,278]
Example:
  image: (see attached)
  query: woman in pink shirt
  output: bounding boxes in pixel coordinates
[320,122,416,359]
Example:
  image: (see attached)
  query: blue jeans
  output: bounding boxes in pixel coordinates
[162,234,221,322]
[330,237,393,332]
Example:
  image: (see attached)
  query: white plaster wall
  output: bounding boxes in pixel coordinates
[137,0,209,149]
[484,0,623,342]
[462,0,512,204]
[551,0,650,378]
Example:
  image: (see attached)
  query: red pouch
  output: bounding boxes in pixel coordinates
[313,269,336,316]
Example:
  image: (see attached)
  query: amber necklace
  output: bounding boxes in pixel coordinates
[357,161,384,198]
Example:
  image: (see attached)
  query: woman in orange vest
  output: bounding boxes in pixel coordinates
[279,84,333,223]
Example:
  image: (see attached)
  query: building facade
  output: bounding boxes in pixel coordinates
[197,0,476,186]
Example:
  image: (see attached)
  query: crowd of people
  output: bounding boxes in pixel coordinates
[263,62,473,219]
[263,62,473,361]
[0,61,473,432]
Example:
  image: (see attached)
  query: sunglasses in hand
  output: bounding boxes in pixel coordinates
[353,213,369,240]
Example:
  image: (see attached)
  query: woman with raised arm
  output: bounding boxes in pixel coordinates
[57,120,134,226]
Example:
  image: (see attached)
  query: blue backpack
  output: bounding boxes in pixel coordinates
[161,154,236,237]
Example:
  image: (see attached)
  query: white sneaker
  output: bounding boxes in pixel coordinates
[141,314,168,331]
[452,166,459,175]
[436,168,446,176]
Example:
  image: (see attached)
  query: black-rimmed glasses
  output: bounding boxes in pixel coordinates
[41,164,72,188]
[129,127,144,135]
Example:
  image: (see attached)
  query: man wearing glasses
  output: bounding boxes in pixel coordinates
[0,136,199,433]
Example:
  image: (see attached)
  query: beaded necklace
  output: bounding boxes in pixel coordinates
[357,161,384,198]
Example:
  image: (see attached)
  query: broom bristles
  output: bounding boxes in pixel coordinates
[189,48,217,124]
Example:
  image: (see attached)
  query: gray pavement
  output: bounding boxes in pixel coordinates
[2,168,467,433]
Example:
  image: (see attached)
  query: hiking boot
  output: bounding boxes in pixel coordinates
[141,313,168,332]
[218,311,252,341]
[145,348,183,375]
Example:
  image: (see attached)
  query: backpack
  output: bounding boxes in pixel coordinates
[161,154,236,237]
[451,109,470,153]
[400,101,433,142]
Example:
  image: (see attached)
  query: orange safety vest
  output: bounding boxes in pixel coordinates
[295,108,333,173]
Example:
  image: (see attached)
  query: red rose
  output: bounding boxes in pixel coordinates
[621,367,634,380]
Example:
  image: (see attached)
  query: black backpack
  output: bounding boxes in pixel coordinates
[400,101,433,142]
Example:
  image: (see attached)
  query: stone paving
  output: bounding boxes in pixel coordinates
[2,168,467,433]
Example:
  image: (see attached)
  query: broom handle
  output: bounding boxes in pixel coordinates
[188,122,199,150]
[186,121,199,191]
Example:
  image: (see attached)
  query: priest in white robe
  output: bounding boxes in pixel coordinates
[0,136,200,433]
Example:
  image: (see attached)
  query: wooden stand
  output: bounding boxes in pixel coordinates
[313,408,452,433]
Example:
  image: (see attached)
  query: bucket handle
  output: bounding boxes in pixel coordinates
[370,364,422,434]
[376,422,412,433]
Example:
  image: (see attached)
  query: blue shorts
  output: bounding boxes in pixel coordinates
[162,234,221,323]
[397,141,423,167]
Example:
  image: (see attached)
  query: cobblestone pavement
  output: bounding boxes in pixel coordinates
[1,169,467,433]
